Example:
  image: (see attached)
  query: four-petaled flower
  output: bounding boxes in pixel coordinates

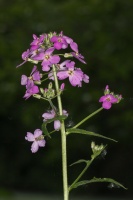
[21,66,40,99]
[99,85,121,109]
[42,109,68,130]
[30,34,45,51]
[32,47,60,71]
[99,94,118,109]
[50,31,73,50]
[57,60,89,87]
[50,35,68,50]
[25,129,46,153]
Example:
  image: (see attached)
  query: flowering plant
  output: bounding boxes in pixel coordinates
[17,31,126,199]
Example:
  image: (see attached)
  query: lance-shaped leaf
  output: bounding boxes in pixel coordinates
[66,128,117,142]
[41,123,51,137]
[73,177,127,190]
[70,159,87,167]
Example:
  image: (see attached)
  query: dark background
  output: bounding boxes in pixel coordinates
[0,0,133,199]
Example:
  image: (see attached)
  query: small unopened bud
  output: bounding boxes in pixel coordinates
[40,88,44,94]
[60,83,65,91]
[28,58,38,64]
[104,85,110,95]
[33,94,41,99]
[34,81,41,85]
[91,141,95,149]
[117,94,123,103]
[48,82,53,89]
[64,53,73,58]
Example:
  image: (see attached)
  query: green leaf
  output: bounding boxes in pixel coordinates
[66,128,117,142]
[70,159,87,167]
[73,177,127,190]
[41,123,51,138]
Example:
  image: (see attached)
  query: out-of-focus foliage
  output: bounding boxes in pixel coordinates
[0,0,133,198]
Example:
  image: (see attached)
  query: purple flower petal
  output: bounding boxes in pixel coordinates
[57,71,69,80]
[22,49,30,60]
[21,75,28,85]
[63,36,73,44]
[70,42,78,52]
[45,47,55,55]
[109,95,118,103]
[31,85,39,94]
[31,66,37,75]
[50,36,58,43]
[31,141,39,153]
[42,64,51,72]
[69,74,82,87]
[50,55,60,64]
[60,60,70,69]
[60,83,65,91]
[38,140,46,147]
[34,129,42,138]
[32,71,41,81]
[83,74,89,83]
[42,111,55,120]
[33,52,45,61]
[54,42,62,50]
[99,96,107,102]
[63,109,68,116]
[25,132,35,142]
[102,101,112,109]
[23,92,31,99]
[54,120,61,130]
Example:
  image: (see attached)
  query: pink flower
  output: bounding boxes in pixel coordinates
[23,80,39,99]
[32,47,60,71]
[30,34,45,51]
[50,35,68,50]
[21,65,41,85]
[25,129,46,153]
[99,94,118,109]
[50,31,73,50]
[42,109,68,130]
[99,85,121,109]
[21,66,41,99]
[57,61,89,87]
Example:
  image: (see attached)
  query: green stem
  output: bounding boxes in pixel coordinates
[69,158,94,192]
[73,107,103,129]
[40,97,56,112]
[52,65,69,200]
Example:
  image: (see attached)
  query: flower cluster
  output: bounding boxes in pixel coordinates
[99,85,122,109]
[18,31,89,91]
[17,31,91,152]
[17,31,122,153]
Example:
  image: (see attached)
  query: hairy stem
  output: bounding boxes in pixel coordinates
[52,65,69,200]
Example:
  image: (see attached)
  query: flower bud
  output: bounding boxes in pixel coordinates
[64,53,73,58]
[60,83,65,91]
[34,81,41,85]
[48,82,53,89]
[33,94,41,99]
[40,88,44,94]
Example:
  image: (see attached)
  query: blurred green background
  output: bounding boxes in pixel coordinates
[0,0,133,199]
